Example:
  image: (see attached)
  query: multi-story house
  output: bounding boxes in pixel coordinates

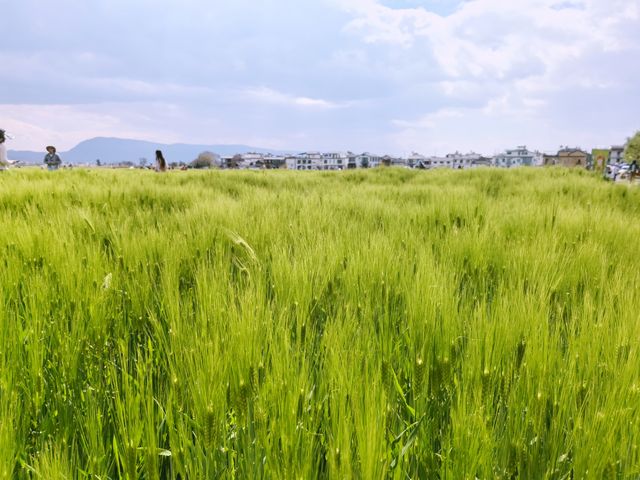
[376,155,410,167]
[258,154,286,169]
[352,152,382,168]
[407,152,428,168]
[444,152,493,169]
[287,152,348,170]
[237,152,265,169]
[543,147,589,168]
[610,145,625,163]
[493,146,537,168]
[322,152,350,170]
[287,152,323,170]
[425,156,453,169]
[415,152,486,169]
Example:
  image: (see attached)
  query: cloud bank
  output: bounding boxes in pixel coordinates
[1,0,638,154]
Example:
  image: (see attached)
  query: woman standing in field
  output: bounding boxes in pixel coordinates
[0,130,10,170]
[0,130,18,169]
[44,146,62,170]
[155,150,167,172]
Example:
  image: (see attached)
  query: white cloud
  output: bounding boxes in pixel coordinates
[0,101,316,153]
[332,0,640,153]
[240,86,349,109]
[2,0,638,154]
[392,107,464,128]
[81,78,214,98]
[0,103,186,150]
[339,0,639,81]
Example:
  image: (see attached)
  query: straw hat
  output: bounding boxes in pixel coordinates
[46,146,56,153]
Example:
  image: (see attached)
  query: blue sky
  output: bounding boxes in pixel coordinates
[1,0,639,155]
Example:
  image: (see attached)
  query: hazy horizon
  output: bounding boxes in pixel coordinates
[2,0,639,154]
[6,135,618,158]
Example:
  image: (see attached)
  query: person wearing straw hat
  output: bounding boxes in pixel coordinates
[44,145,62,170]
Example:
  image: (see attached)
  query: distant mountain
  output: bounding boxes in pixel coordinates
[9,137,295,165]
[7,149,43,163]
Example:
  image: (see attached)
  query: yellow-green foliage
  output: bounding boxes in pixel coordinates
[0,167,639,479]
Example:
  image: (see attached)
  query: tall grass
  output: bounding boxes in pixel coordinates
[0,167,639,478]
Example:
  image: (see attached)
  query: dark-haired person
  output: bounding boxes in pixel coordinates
[44,146,62,170]
[155,150,167,172]
[0,130,18,170]
[0,130,9,170]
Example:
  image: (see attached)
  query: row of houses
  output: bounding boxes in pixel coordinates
[219,151,496,170]
[217,145,628,171]
[220,152,386,170]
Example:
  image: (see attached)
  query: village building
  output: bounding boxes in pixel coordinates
[493,146,538,168]
[375,155,407,167]
[322,152,350,170]
[202,143,609,171]
[219,152,261,169]
[610,145,625,163]
[447,152,472,169]
[241,152,266,169]
[445,152,493,168]
[412,152,492,169]
[543,147,590,167]
[287,152,348,170]
[351,152,382,168]
[425,156,452,169]
[257,154,286,169]
[290,152,322,170]
[284,156,298,170]
[471,156,493,168]
[407,152,428,168]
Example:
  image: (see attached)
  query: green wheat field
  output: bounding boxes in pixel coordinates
[0,167,639,479]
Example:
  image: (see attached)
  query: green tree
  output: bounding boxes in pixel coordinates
[190,151,218,169]
[624,131,640,162]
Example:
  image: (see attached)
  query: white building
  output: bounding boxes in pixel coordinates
[293,152,321,170]
[381,155,409,167]
[610,145,625,163]
[351,152,382,168]
[407,152,428,168]
[240,153,264,169]
[321,152,349,170]
[415,152,487,169]
[260,154,286,169]
[444,152,489,169]
[288,152,344,170]
[425,156,453,169]
[285,156,298,170]
[493,146,538,168]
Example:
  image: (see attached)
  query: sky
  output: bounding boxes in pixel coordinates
[1,0,639,155]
